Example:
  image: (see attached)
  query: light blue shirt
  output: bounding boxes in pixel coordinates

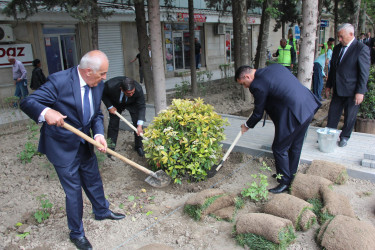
[314,49,332,76]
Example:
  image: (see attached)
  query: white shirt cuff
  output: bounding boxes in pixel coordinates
[38,107,51,123]
[137,120,144,126]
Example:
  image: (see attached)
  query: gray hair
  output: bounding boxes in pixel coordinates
[338,23,355,35]
[78,50,108,72]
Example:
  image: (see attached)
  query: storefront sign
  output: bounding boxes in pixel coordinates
[247,17,261,25]
[0,44,33,68]
[176,13,206,23]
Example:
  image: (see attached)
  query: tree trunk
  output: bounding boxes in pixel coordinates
[188,0,198,95]
[315,0,323,57]
[297,0,318,89]
[232,3,241,71]
[334,0,339,43]
[255,0,272,69]
[239,0,252,102]
[134,0,154,103]
[360,2,367,33]
[147,0,167,114]
[353,0,362,34]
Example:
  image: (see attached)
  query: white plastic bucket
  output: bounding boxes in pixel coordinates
[317,127,340,153]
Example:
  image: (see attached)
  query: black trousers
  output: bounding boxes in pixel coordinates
[327,93,359,140]
[272,114,313,186]
[107,107,143,150]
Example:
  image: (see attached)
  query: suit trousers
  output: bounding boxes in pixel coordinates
[327,93,359,139]
[312,62,323,101]
[272,114,313,185]
[108,108,143,150]
[54,142,110,239]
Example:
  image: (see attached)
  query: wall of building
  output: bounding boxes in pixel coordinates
[123,22,140,82]
[204,23,225,70]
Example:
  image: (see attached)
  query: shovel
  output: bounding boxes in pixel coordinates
[207,130,242,178]
[62,122,171,188]
[114,111,146,139]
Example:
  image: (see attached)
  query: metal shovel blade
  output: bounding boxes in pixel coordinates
[145,170,172,188]
[206,160,224,178]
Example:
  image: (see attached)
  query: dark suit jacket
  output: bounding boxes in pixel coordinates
[102,76,146,121]
[20,67,105,166]
[246,64,321,143]
[327,39,370,96]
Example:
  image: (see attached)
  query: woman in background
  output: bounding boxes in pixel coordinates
[30,59,47,90]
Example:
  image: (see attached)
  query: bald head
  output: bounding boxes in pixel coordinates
[78,50,109,87]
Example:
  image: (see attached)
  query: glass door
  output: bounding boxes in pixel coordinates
[173,32,184,70]
[183,32,191,69]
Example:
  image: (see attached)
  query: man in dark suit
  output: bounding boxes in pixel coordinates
[102,76,146,157]
[20,50,125,250]
[235,64,321,194]
[325,23,370,147]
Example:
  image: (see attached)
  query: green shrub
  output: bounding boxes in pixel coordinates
[241,161,272,202]
[358,66,375,119]
[34,194,53,223]
[143,98,228,183]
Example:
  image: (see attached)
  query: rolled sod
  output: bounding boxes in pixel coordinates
[320,186,356,218]
[263,193,317,231]
[307,160,348,184]
[317,215,375,250]
[236,213,296,248]
[290,173,332,200]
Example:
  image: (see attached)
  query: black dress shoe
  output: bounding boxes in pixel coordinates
[136,147,145,157]
[338,138,348,147]
[95,211,125,221]
[268,184,289,194]
[70,236,93,250]
[272,174,277,178]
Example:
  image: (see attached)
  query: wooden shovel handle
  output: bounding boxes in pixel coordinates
[222,130,242,162]
[62,122,154,176]
[114,111,144,138]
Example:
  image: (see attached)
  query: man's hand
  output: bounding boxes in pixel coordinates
[108,107,117,115]
[241,124,249,134]
[354,93,364,105]
[325,88,331,99]
[45,109,67,127]
[95,135,107,153]
[137,125,144,136]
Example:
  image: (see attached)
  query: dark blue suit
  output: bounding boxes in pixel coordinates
[246,64,321,185]
[20,67,110,239]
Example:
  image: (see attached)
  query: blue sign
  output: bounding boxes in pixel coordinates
[321,20,329,27]
[294,25,300,40]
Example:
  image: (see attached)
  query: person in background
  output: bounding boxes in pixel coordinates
[319,37,335,55]
[325,23,370,148]
[20,50,125,250]
[358,33,366,43]
[8,56,28,103]
[272,38,296,71]
[288,33,298,54]
[312,49,332,101]
[130,49,144,84]
[30,59,47,90]
[195,37,202,70]
[102,76,146,157]
[235,64,321,194]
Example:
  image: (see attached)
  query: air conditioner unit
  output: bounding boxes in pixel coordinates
[0,24,14,42]
[215,24,226,35]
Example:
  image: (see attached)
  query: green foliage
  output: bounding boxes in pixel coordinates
[235,225,296,250]
[143,98,228,183]
[241,161,272,202]
[307,198,334,225]
[17,232,30,239]
[184,194,225,221]
[18,122,40,164]
[34,194,53,223]
[358,66,375,119]
[174,81,190,98]
[4,96,20,108]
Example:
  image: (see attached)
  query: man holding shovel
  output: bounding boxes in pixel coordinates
[20,50,125,250]
[102,76,146,157]
[235,64,321,194]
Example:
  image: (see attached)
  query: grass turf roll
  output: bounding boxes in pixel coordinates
[307,160,348,184]
[290,173,332,200]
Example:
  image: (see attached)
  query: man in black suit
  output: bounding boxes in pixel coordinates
[102,76,146,157]
[235,64,321,194]
[325,23,370,147]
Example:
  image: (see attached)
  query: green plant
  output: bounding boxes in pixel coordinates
[17,232,30,239]
[4,96,20,108]
[241,162,272,202]
[174,80,190,98]
[358,66,375,119]
[143,98,228,183]
[18,122,41,163]
[34,194,53,223]
[307,198,334,225]
[196,70,213,94]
